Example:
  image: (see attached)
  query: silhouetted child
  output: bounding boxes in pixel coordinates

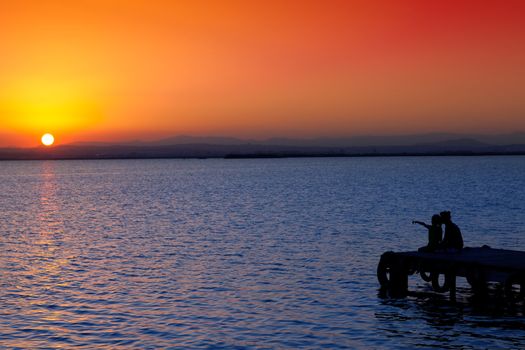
[413,214,442,252]
[440,210,463,252]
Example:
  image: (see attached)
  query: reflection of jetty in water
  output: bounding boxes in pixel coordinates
[377,246,525,302]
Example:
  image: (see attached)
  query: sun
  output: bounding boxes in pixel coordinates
[41,133,55,146]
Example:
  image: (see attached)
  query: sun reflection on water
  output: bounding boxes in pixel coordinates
[37,161,64,235]
[31,161,68,285]
[13,161,76,348]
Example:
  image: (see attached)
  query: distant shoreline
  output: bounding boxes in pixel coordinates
[0,151,524,161]
[224,152,525,159]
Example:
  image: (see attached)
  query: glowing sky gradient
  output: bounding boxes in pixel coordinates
[1,0,524,147]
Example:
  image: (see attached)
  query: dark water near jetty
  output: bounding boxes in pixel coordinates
[1,157,524,349]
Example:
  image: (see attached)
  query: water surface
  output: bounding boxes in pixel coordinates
[1,157,524,348]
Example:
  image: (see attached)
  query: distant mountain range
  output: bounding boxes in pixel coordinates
[71,132,525,148]
[2,132,525,160]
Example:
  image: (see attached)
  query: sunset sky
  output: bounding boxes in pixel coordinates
[1,0,524,147]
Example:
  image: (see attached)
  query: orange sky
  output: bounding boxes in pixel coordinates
[1,0,524,147]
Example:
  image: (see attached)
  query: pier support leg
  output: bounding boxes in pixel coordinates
[377,253,410,298]
[449,275,456,302]
[390,269,408,297]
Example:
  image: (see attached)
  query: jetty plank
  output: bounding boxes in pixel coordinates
[401,247,525,271]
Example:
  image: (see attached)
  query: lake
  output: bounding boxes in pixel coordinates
[0,157,524,349]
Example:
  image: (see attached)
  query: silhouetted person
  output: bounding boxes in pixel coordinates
[413,214,442,252]
[440,210,463,251]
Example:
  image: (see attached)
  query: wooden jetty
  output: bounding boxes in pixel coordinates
[377,246,525,300]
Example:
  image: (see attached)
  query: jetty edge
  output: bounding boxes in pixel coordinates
[377,246,525,300]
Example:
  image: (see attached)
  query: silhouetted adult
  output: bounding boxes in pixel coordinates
[414,214,442,252]
[440,211,463,251]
